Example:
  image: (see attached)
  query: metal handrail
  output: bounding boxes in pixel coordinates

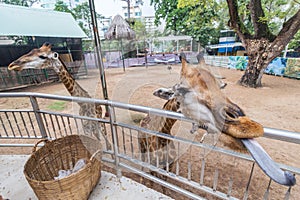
[1,92,299,143]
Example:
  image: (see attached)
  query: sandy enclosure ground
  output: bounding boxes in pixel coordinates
[0,63,299,199]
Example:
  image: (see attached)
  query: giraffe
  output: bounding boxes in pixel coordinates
[8,43,111,149]
[149,58,296,186]
[139,98,179,169]
[138,59,257,170]
[137,66,232,184]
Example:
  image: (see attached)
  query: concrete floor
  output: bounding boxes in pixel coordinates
[0,155,173,200]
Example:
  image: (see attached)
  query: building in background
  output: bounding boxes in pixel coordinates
[36,0,87,10]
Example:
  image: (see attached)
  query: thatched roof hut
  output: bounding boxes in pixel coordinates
[105,15,136,40]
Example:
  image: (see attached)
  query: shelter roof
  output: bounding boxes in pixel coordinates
[0,4,86,38]
[155,35,192,41]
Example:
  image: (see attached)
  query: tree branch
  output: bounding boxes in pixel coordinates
[248,0,275,40]
[272,9,300,52]
[226,0,251,42]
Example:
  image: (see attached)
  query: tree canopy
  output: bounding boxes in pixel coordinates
[151,0,300,87]
[151,0,300,48]
[151,0,227,46]
[2,0,38,7]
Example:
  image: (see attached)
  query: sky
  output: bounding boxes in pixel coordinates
[94,0,155,18]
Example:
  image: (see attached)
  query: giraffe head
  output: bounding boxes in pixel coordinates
[154,59,264,141]
[8,43,61,73]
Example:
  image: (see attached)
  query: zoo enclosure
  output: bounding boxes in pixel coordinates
[0,92,299,200]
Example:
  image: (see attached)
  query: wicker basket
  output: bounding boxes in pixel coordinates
[24,135,102,200]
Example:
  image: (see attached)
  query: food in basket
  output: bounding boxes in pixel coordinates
[54,159,87,180]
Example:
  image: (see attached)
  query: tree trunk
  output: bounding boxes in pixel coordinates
[239,38,277,88]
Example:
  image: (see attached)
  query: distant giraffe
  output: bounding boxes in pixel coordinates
[139,98,179,169]
[8,43,111,149]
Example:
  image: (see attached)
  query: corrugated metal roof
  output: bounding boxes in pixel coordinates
[0,4,87,38]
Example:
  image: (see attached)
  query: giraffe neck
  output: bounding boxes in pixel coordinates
[160,98,180,134]
[53,58,91,99]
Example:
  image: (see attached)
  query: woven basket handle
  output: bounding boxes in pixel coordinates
[90,149,102,162]
[32,138,49,154]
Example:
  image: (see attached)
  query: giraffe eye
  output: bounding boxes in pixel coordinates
[39,55,47,59]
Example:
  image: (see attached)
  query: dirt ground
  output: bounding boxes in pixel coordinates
[1,63,300,199]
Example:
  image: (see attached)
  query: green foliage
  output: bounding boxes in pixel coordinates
[72,2,92,37]
[54,1,76,18]
[2,0,38,6]
[53,1,102,38]
[289,30,300,50]
[151,0,227,46]
[153,0,300,49]
[47,101,66,111]
[133,19,147,40]
[261,0,299,34]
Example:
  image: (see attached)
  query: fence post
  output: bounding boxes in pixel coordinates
[107,103,122,178]
[30,96,47,138]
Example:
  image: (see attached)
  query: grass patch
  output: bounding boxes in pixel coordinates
[47,101,66,111]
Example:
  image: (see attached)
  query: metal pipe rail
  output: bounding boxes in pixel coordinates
[0,92,299,200]
[2,92,299,143]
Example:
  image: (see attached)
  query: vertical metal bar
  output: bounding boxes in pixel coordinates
[213,168,219,191]
[263,179,272,200]
[88,0,109,116]
[146,135,151,164]
[95,120,102,140]
[74,117,80,134]
[42,113,51,138]
[227,177,233,197]
[30,96,47,138]
[4,112,14,137]
[80,119,86,135]
[129,128,134,158]
[49,114,57,138]
[12,112,22,137]
[243,162,256,200]
[60,115,68,135]
[138,131,142,161]
[187,147,192,181]
[66,116,72,135]
[176,142,180,176]
[54,114,63,137]
[200,158,205,186]
[108,104,122,178]
[122,127,126,154]
[102,123,110,150]
[0,114,9,137]
[155,135,159,167]
[20,112,30,137]
[284,186,291,200]
[166,140,170,172]
[27,112,37,137]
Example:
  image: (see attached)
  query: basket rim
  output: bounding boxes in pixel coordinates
[23,135,102,182]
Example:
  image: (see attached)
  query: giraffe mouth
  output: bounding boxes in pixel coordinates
[219,106,296,186]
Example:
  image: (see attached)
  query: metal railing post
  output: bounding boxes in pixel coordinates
[107,102,122,178]
[29,96,47,138]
